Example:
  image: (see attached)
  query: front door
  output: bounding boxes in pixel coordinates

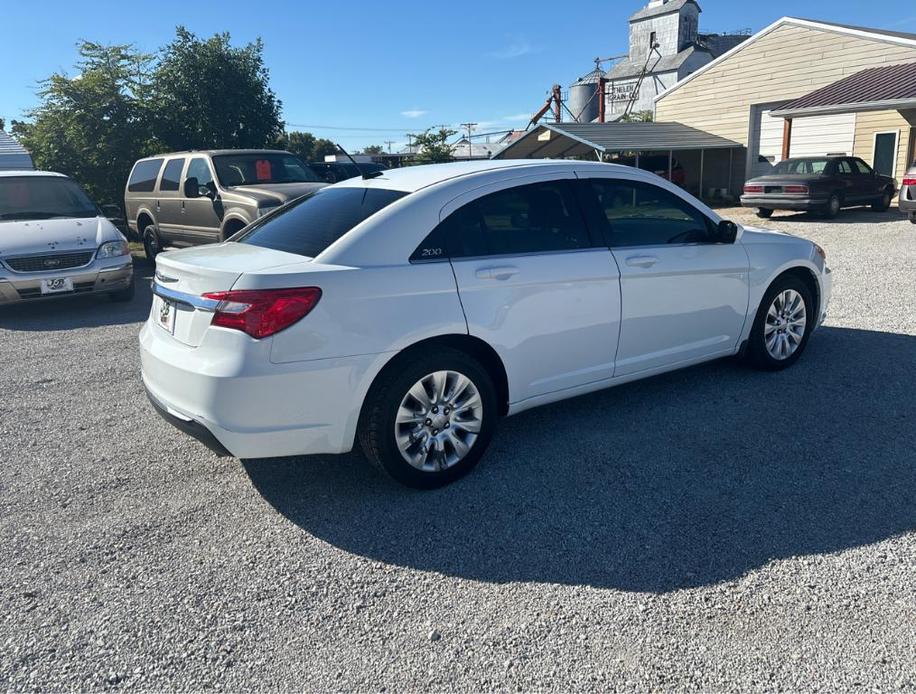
[182,157,224,243]
[873,132,898,179]
[443,177,621,403]
[578,176,749,377]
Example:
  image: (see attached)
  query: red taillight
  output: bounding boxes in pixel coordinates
[202,287,322,339]
[744,184,764,193]
[903,177,916,186]
[784,185,809,194]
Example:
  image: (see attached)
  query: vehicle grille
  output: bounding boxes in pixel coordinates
[4,251,94,273]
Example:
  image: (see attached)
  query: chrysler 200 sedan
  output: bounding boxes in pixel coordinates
[140,160,832,488]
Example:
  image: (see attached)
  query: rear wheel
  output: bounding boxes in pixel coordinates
[871,189,892,212]
[358,348,498,488]
[746,275,815,371]
[822,193,841,219]
[756,208,774,219]
[142,224,162,262]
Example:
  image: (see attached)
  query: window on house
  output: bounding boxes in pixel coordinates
[649,31,657,49]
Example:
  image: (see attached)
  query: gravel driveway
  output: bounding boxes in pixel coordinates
[1,207,914,692]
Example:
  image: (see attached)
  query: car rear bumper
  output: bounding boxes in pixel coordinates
[139,320,388,459]
[0,260,133,304]
[740,195,828,211]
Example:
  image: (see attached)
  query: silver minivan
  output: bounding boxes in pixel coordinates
[125,150,327,260]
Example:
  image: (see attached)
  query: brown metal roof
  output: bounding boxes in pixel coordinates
[772,61,916,117]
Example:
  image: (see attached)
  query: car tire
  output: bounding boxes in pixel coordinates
[756,208,774,219]
[109,281,135,303]
[822,193,841,219]
[746,274,815,371]
[142,224,162,262]
[871,189,892,212]
[358,347,498,489]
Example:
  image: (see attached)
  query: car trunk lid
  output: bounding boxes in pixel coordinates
[152,242,311,347]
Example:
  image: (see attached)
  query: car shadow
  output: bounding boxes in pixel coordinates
[764,208,908,225]
[243,326,916,593]
[0,258,153,331]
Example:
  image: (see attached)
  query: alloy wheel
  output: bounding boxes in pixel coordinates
[394,370,483,472]
[764,289,807,360]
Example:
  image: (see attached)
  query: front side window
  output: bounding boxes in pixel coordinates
[0,176,97,221]
[236,187,407,258]
[443,181,591,259]
[587,179,713,247]
[159,158,185,192]
[127,159,163,193]
[186,158,213,190]
[212,153,322,186]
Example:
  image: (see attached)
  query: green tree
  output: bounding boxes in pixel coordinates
[12,42,154,205]
[150,27,283,150]
[620,110,654,123]
[409,127,457,164]
[362,144,384,155]
[274,131,337,162]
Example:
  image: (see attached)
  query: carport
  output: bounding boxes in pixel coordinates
[492,122,744,200]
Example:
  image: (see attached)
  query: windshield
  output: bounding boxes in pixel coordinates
[236,187,408,257]
[212,153,322,186]
[772,159,829,175]
[0,176,97,221]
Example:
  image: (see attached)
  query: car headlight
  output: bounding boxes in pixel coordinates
[97,240,129,259]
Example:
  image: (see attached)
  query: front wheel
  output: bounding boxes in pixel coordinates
[746,276,815,371]
[358,348,498,488]
[756,208,774,219]
[871,190,892,212]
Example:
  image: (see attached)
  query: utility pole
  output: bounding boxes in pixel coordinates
[384,140,395,153]
[459,122,477,160]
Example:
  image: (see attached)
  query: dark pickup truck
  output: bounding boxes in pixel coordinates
[741,156,897,219]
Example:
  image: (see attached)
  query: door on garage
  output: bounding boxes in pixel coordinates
[748,104,788,178]
[873,131,899,177]
[789,113,857,158]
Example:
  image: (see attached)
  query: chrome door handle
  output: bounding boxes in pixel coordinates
[625,255,659,268]
[475,266,519,280]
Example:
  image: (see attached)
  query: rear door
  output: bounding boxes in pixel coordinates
[443,176,621,403]
[156,157,188,244]
[578,175,748,377]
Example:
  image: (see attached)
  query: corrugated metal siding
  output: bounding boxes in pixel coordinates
[777,61,916,113]
[655,24,916,146]
[0,130,34,170]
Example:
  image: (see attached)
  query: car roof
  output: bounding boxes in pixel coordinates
[334,159,630,193]
[136,149,297,160]
[0,170,68,178]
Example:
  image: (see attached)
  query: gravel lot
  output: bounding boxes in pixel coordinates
[1,207,914,692]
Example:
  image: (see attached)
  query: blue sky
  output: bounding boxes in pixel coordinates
[2,0,914,150]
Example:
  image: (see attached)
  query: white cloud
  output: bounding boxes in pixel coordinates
[487,36,538,60]
[401,109,428,119]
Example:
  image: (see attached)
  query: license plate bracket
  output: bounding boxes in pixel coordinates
[155,296,177,334]
[40,277,74,294]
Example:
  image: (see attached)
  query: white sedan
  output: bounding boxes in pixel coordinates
[140,160,832,488]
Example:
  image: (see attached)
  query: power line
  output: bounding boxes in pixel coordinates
[286,123,416,132]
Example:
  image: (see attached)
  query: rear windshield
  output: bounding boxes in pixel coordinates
[212,153,322,186]
[236,187,408,257]
[772,159,829,175]
[0,176,97,221]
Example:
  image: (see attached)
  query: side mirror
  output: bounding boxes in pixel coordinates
[717,220,739,244]
[183,177,200,198]
[100,203,122,219]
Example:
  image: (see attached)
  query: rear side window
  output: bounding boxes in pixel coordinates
[852,159,873,175]
[587,179,713,247]
[127,159,163,193]
[442,180,591,259]
[835,160,853,174]
[236,187,407,258]
[159,159,185,192]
